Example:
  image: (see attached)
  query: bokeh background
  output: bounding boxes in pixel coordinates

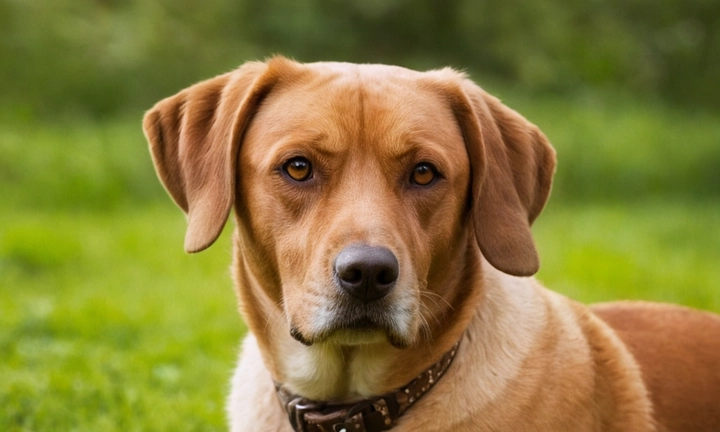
[2,1,719,430]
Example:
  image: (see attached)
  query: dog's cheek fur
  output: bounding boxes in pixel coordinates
[407,153,476,337]
[235,168,350,342]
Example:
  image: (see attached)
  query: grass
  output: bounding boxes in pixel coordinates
[535,202,720,309]
[1,94,718,430]
[0,207,241,431]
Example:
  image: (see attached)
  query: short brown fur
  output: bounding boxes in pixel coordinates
[593,302,720,431]
[143,57,720,431]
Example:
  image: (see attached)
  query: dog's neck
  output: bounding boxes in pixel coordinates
[274,340,461,432]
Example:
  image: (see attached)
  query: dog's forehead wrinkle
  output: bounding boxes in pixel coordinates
[295,63,441,125]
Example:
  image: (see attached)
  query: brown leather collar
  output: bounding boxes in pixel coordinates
[275,341,460,432]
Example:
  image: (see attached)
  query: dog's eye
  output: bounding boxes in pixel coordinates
[411,163,437,186]
[283,157,313,182]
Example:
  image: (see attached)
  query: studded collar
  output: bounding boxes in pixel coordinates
[275,340,460,432]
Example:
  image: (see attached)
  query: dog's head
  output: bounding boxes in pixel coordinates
[143,57,555,351]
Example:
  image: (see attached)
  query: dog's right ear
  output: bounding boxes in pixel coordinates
[142,58,293,253]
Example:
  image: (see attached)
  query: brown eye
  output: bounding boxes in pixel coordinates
[283,157,313,181]
[411,163,437,186]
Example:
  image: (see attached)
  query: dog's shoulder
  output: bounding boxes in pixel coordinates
[534,287,656,430]
[424,266,657,431]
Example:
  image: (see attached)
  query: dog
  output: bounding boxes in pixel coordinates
[143,57,720,431]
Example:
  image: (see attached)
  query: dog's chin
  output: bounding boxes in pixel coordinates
[324,328,388,346]
[291,318,414,349]
[323,327,412,349]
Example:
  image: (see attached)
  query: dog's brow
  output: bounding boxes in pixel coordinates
[386,138,443,160]
[271,133,340,157]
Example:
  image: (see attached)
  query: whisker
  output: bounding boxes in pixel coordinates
[265,305,288,336]
[417,311,434,352]
[419,301,442,326]
[421,290,453,310]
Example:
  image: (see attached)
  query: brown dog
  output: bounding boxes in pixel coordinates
[143,57,720,431]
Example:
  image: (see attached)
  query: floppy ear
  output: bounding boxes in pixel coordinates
[430,72,555,276]
[142,59,289,253]
[460,82,556,276]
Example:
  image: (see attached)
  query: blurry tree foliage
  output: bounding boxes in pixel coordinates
[1,0,718,117]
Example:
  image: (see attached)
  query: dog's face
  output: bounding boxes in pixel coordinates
[143,57,555,353]
[236,65,472,348]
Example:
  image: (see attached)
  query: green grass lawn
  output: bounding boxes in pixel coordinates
[535,202,720,309]
[1,94,718,430]
[1,207,241,431]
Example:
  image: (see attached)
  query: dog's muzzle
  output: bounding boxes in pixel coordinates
[288,244,409,347]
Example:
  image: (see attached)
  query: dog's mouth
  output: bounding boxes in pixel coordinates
[290,301,414,349]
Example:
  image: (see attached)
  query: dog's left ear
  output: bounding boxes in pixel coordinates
[430,73,556,276]
[464,82,556,276]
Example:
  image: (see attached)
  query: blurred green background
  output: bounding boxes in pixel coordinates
[1,1,719,430]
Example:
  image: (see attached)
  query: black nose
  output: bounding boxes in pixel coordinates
[334,245,399,303]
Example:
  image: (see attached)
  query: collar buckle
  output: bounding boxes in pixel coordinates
[287,398,326,432]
